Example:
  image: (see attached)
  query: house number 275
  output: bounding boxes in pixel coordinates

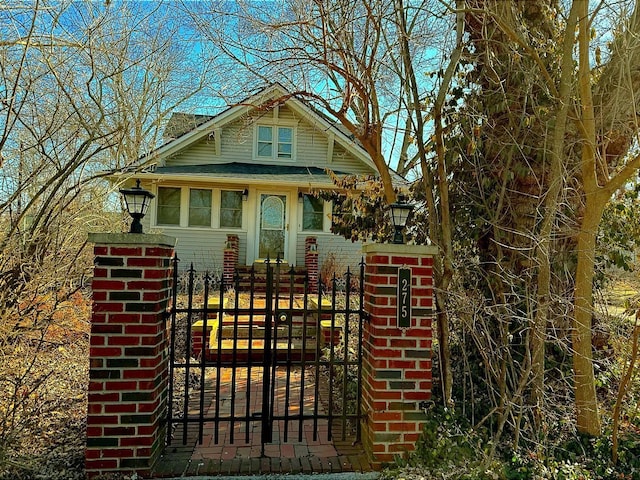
[397,267,411,328]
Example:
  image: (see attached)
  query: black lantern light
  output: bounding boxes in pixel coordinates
[119,179,155,234]
[389,195,414,244]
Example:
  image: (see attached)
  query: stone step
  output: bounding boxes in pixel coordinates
[219,324,318,339]
[219,338,318,351]
[232,266,309,294]
[220,312,316,323]
[235,284,307,295]
[192,317,341,360]
[202,338,319,362]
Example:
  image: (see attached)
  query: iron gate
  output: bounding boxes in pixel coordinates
[166,256,366,453]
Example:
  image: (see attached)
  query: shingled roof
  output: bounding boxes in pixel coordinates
[146,162,353,187]
[162,112,214,141]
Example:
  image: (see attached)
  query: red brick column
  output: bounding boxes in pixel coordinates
[305,236,319,293]
[191,320,214,359]
[223,234,239,286]
[361,243,438,467]
[86,233,176,479]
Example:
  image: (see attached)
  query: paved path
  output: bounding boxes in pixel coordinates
[160,474,380,480]
[159,474,380,480]
[153,366,372,477]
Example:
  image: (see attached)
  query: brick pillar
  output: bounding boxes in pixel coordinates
[223,234,239,286]
[86,233,176,479]
[305,236,319,293]
[361,243,438,467]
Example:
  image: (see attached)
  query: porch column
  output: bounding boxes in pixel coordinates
[361,243,437,467]
[305,236,319,293]
[86,233,175,479]
[223,234,239,286]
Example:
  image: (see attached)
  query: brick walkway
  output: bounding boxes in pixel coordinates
[153,366,371,477]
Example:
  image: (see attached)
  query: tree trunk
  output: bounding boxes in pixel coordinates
[573,197,604,436]
[530,0,580,423]
[434,111,454,407]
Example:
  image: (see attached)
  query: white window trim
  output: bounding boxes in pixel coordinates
[299,194,322,233]
[219,189,245,230]
[154,185,184,227]
[152,185,246,231]
[253,122,298,162]
[298,195,331,233]
[188,188,214,228]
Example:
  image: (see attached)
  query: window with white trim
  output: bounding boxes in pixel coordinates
[257,125,294,160]
[155,186,247,229]
[277,127,292,158]
[156,187,181,225]
[188,189,212,227]
[302,194,324,231]
[220,190,243,228]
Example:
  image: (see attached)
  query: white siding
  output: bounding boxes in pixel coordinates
[296,120,330,167]
[296,233,364,274]
[164,106,377,175]
[166,137,218,166]
[149,227,247,274]
[330,143,375,174]
[220,115,257,161]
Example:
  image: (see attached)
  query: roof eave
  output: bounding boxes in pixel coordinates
[113,171,339,189]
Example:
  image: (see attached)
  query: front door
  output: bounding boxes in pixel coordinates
[258,193,287,261]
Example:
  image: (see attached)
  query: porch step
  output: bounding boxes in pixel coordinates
[233,265,308,294]
[219,338,318,351]
[192,285,342,362]
[219,324,318,339]
[216,311,319,339]
[251,260,289,271]
[203,337,319,362]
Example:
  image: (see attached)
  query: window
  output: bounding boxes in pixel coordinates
[189,189,212,227]
[302,194,324,231]
[257,125,293,159]
[220,190,243,228]
[156,187,181,225]
[257,126,273,157]
[277,127,292,158]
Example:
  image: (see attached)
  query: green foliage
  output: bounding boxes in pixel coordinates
[597,186,640,278]
[503,432,640,480]
[383,407,500,480]
[409,407,477,469]
[385,414,640,480]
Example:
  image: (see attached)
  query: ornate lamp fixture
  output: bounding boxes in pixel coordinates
[119,179,155,234]
[389,195,414,244]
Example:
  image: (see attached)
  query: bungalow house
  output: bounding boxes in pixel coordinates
[118,83,397,279]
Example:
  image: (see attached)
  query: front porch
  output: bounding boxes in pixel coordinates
[224,234,319,295]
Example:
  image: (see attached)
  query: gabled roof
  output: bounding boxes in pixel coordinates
[143,83,379,172]
[163,113,214,141]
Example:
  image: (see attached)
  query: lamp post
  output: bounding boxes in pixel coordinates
[389,195,414,244]
[119,179,155,234]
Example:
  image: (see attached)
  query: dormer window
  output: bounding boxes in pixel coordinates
[257,125,294,160]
